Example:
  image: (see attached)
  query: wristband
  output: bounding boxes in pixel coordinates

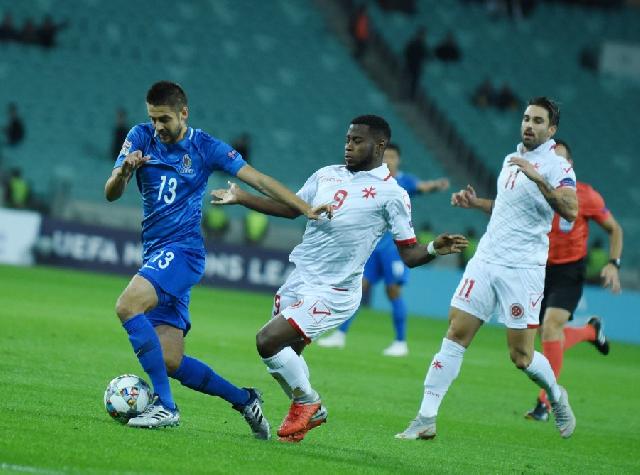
[609,258,621,269]
[427,241,437,256]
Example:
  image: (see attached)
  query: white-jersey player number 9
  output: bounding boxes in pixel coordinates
[332,189,348,210]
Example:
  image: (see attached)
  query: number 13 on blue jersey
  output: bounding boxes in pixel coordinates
[158,175,177,204]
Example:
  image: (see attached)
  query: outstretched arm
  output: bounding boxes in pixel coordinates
[105,150,149,201]
[508,157,578,222]
[397,233,468,268]
[451,185,493,214]
[211,182,329,220]
[417,177,450,194]
[236,165,328,220]
[597,213,623,293]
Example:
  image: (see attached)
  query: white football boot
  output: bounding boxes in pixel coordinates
[550,386,576,438]
[234,388,271,440]
[127,397,180,428]
[316,331,346,348]
[383,340,409,357]
[395,415,436,440]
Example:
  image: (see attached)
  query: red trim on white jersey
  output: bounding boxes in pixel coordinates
[384,173,392,181]
[286,317,311,344]
[394,237,417,246]
[527,324,540,329]
[332,287,348,292]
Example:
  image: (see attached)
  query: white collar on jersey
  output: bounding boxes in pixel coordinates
[516,138,556,156]
[350,163,391,180]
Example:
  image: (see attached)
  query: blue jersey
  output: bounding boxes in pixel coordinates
[376,172,421,249]
[395,172,420,197]
[115,124,246,259]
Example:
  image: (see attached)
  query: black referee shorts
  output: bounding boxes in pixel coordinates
[539,258,586,324]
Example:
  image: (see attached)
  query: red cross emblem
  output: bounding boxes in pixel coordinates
[362,186,376,199]
[432,360,443,370]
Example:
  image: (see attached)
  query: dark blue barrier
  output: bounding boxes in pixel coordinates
[34,217,293,293]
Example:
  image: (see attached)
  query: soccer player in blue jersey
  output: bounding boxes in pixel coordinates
[105,81,326,435]
[317,143,449,356]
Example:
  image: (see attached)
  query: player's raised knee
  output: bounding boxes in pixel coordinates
[255,331,271,357]
[256,329,275,357]
[115,295,137,322]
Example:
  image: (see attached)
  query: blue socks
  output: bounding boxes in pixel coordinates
[339,295,407,339]
[172,355,250,407]
[123,314,176,410]
[391,297,407,341]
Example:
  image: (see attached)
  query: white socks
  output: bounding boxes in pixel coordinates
[263,347,318,403]
[419,338,466,418]
[523,351,561,403]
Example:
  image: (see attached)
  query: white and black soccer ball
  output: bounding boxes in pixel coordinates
[104,374,152,423]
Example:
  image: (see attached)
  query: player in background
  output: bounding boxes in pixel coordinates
[317,143,450,356]
[525,139,623,421]
[396,97,579,440]
[212,115,468,442]
[105,81,327,436]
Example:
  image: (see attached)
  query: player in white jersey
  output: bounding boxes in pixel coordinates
[211,115,468,442]
[396,97,580,441]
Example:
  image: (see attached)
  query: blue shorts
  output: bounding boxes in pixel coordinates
[363,243,408,286]
[137,245,205,335]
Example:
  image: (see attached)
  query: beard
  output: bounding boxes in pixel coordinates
[346,153,376,172]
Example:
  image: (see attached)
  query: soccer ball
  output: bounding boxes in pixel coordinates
[104,374,152,423]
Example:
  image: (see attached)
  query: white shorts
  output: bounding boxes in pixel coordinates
[271,269,362,342]
[450,257,544,329]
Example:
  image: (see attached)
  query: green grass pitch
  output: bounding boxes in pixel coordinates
[1,264,639,474]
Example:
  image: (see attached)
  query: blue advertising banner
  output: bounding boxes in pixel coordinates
[34,217,293,293]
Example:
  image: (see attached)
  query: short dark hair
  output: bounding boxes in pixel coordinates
[350,114,391,142]
[527,96,560,127]
[554,138,572,160]
[386,143,401,155]
[146,81,188,111]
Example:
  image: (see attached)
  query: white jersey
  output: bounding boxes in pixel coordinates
[475,139,576,268]
[290,163,416,288]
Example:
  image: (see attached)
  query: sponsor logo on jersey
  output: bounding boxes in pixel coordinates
[179,154,194,174]
[290,299,304,309]
[510,303,524,319]
[319,176,344,184]
[227,149,238,159]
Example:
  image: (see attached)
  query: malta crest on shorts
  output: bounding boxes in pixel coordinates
[179,154,194,174]
[510,303,524,319]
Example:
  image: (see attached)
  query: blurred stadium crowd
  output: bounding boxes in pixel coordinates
[1,0,638,285]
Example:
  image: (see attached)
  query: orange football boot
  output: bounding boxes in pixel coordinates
[277,401,322,437]
[279,405,328,443]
